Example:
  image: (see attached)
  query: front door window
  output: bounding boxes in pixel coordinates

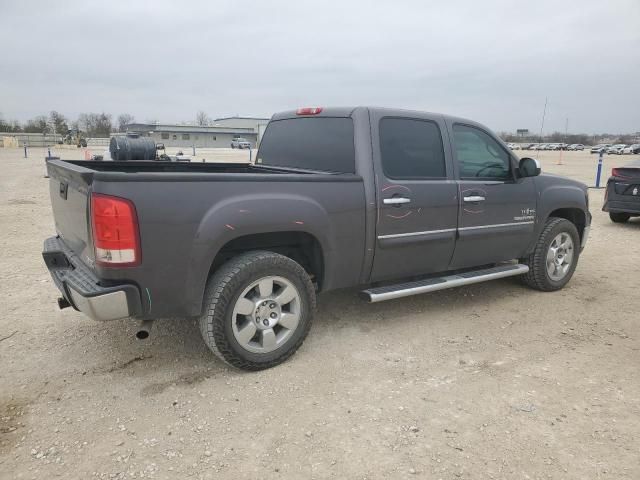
[453,124,511,180]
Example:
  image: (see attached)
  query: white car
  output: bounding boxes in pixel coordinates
[607,144,626,155]
[590,144,610,154]
[622,144,640,154]
[231,138,252,149]
[568,144,584,151]
[507,143,520,150]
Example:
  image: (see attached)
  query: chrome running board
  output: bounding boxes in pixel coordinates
[362,264,529,303]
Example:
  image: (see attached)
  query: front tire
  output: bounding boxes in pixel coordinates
[199,251,316,370]
[609,212,630,223]
[521,217,580,292]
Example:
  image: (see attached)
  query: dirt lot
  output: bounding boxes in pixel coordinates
[1,147,639,480]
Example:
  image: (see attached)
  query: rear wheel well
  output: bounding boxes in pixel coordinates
[548,208,586,240]
[209,232,324,289]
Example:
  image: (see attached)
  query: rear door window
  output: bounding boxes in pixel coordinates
[257,118,355,173]
[379,118,446,178]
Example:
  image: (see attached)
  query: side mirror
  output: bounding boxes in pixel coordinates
[519,157,541,178]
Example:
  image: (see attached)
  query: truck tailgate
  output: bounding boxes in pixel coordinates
[46,160,95,267]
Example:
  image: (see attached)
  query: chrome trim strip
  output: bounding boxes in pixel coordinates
[378,221,533,240]
[378,228,456,240]
[458,221,534,231]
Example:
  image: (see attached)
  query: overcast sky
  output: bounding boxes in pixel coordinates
[1,0,638,133]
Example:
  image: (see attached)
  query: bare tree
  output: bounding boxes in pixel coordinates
[49,111,68,135]
[1,118,22,132]
[117,113,135,132]
[23,115,49,133]
[196,111,210,126]
[77,112,113,137]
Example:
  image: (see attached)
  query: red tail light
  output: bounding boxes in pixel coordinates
[91,193,141,267]
[296,107,323,115]
[612,168,621,177]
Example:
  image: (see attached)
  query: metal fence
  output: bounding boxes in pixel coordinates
[0,133,62,147]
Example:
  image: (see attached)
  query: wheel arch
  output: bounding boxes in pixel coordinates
[182,191,338,317]
[207,231,325,290]
[547,207,587,240]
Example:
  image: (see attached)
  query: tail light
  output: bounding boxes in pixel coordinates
[91,193,141,267]
[612,167,639,179]
[296,107,323,115]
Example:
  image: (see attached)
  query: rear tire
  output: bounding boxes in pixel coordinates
[609,212,630,223]
[198,251,316,370]
[521,217,580,292]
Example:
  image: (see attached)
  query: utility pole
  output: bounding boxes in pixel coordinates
[539,97,548,142]
[558,117,569,165]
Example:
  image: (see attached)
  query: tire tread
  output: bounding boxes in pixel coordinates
[521,217,579,292]
[198,251,315,371]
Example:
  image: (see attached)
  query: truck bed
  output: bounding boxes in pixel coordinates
[45,158,366,319]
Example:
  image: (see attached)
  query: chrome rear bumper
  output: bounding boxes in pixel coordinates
[43,236,142,321]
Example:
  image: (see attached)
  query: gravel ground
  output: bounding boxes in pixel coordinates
[1,147,639,480]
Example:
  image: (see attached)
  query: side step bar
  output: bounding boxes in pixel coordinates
[362,264,529,303]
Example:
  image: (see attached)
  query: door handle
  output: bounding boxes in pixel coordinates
[463,195,485,202]
[383,197,411,205]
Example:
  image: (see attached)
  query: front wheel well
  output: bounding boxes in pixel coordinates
[208,231,324,289]
[547,208,586,240]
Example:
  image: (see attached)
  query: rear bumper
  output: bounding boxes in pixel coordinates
[602,183,640,215]
[603,200,640,214]
[42,236,143,321]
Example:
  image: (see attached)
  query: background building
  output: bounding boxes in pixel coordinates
[125,116,270,148]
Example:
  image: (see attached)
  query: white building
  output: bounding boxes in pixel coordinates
[125,116,270,148]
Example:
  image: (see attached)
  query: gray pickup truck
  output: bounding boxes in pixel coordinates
[43,107,591,370]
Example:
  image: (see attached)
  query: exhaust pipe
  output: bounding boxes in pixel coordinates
[135,320,154,341]
[57,297,71,310]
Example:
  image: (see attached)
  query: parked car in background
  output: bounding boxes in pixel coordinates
[231,138,252,149]
[591,144,611,154]
[622,144,640,154]
[522,143,536,150]
[603,159,640,223]
[607,144,627,155]
[507,143,520,150]
[568,144,585,151]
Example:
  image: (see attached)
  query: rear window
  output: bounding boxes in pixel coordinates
[256,118,355,173]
